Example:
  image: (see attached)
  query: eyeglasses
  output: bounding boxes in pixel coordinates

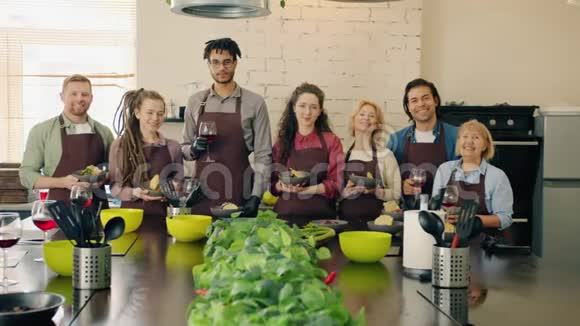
[208,59,235,69]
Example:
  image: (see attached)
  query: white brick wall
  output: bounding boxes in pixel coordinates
[139,0,423,145]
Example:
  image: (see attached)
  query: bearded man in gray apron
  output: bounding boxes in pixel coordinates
[182,38,272,217]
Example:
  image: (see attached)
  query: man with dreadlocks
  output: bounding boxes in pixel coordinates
[20,74,114,206]
[182,38,272,217]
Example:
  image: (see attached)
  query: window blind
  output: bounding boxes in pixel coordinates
[0,0,136,162]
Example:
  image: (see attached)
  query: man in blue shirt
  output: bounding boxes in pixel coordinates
[387,78,459,206]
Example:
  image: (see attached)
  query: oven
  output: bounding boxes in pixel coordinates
[439,105,541,247]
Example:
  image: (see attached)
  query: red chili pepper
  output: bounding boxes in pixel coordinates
[195,289,208,296]
[324,271,337,285]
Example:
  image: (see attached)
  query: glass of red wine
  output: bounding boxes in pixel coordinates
[0,212,22,287]
[70,185,93,208]
[410,167,427,195]
[31,200,57,262]
[199,121,217,163]
[38,189,49,201]
[442,185,459,209]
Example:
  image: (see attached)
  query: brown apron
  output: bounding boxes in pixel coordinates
[401,123,448,208]
[274,132,336,226]
[121,144,172,216]
[447,166,513,243]
[338,143,383,230]
[189,90,253,216]
[49,115,108,209]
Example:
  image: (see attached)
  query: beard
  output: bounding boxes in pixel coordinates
[211,71,235,84]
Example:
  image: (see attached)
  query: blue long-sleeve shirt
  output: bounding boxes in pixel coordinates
[432,159,514,230]
[387,121,459,164]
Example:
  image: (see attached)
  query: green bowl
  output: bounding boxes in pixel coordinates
[100,208,144,234]
[43,240,73,276]
[339,231,392,263]
[166,215,212,242]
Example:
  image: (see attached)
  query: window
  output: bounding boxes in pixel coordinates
[0,0,136,162]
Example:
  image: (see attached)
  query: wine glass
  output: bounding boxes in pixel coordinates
[410,168,427,195]
[31,200,57,262]
[441,185,459,209]
[70,185,93,208]
[37,188,49,201]
[199,121,217,163]
[0,212,22,287]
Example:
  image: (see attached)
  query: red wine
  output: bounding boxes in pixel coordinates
[33,219,57,231]
[0,238,19,248]
[39,191,49,201]
[441,202,455,209]
[201,134,216,143]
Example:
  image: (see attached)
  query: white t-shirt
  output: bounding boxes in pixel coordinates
[414,129,436,143]
[69,122,93,135]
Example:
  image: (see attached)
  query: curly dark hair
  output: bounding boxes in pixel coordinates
[203,38,242,61]
[403,78,442,122]
[276,83,332,165]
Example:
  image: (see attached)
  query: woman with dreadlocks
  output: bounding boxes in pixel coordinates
[270,83,344,226]
[108,89,183,216]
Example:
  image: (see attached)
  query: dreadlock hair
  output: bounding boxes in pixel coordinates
[276,83,332,165]
[203,38,242,61]
[114,89,166,187]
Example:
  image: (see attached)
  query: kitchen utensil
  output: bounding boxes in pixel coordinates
[161,180,181,207]
[103,217,125,244]
[0,292,65,326]
[432,246,470,288]
[47,201,80,246]
[418,210,444,246]
[73,245,111,290]
[451,200,478,248]
[429,188,446,210]
[210,206,242,218]
[339,231,392,263]
[455,216,484,248]
[100,208,143,234]
[166,215,212,242]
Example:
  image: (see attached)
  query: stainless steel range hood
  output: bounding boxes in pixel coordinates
[171,0,271,19]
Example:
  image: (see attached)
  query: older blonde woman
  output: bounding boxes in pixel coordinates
[432,119,513,230]
[338,100,401,229]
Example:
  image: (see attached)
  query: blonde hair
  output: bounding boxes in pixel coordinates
[455,119,495,160]
[348,100,386,137]
[62,74,92,93]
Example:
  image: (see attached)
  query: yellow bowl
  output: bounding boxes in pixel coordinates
[43,240,74,276]
[339,231,392,263]
[100,208,144,233]
[166,215,212,242]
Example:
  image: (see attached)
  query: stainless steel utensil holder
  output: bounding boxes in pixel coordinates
[432,287,469,325]
[73,245,111,290]
[167,206,190,217]
[432,245,470,288]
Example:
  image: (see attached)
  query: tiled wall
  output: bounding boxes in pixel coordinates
[140,0,423,144]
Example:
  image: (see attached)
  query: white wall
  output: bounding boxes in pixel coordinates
[422,0,580,107]
[138,0,424,144]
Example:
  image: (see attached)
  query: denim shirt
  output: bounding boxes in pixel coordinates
[387,121,459,165]
[432,159,514,230]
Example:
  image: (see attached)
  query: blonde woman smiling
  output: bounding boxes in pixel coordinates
[339,100,401,229]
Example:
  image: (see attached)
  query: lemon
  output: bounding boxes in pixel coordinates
[149,174,160,191]
[221,202,238,210]
[262,191,278,206]
[375,215,394,226]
